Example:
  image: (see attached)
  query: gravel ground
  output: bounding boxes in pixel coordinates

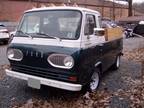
[0,45,9,65]
[0,37,144,108]
[123,37,144,51]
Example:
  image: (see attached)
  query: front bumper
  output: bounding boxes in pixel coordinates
[0,38,9,41]
[5,69,82,91]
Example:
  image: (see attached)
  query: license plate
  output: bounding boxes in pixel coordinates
[28,78,41,89]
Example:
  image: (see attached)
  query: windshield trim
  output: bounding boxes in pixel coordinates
[16,10,83,40]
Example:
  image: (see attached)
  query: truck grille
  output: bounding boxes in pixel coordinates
[11,64,75,82]
[48,54,68,66]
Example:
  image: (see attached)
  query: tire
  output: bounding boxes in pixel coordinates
[112,55,120,70]
[83,68,100,92]
[3,40,8,45]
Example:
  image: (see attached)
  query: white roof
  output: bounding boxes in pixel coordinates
[25,6,100,15]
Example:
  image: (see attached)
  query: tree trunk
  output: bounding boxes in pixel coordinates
[128,0,132,16]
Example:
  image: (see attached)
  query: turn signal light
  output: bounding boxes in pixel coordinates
[69,76,77,82]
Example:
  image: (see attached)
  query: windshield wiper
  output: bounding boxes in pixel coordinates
[36,33,61,41]
[17,30,33,39]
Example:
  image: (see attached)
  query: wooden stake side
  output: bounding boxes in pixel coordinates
[105,27,123,41]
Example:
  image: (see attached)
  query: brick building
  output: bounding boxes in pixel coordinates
[0,0,130,22]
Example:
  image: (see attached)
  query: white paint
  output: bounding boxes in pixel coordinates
[11,37,81,48]
[139,21,144,24]
[12,6,105,49]
[0,33,9,39]
[0,29,8,32]
[26,6,100,16]
[6,69,82,91]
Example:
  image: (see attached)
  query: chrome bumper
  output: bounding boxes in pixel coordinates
[5,69,82,91]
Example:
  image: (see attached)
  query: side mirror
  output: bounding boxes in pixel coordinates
[94,28,105,36]
[10,31,16,37]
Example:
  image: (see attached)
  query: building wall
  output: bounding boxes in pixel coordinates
[0,0,129,22]
[0,1,36,21]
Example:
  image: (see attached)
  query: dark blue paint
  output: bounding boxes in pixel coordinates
[8,38,123,86]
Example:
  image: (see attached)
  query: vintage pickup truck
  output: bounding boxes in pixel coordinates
[6,6,123,92]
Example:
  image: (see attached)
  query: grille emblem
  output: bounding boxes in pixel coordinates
[25,50,44,58]
[31,51,33,57]
[36,52,38,57]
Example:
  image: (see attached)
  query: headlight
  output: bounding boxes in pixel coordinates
[48,54,74,69]
[63,56,74,67]
[7,49,23,61]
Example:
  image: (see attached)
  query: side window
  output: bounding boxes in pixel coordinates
[98,16,102,28]
[84,14,96,35]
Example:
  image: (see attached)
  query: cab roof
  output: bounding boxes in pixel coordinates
[25,6,100,15]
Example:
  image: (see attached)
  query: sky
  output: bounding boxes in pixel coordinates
[109,0,144,4]
[133,0,144,3]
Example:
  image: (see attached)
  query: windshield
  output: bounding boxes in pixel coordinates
[0,25,6,29]
[17,10,82,40]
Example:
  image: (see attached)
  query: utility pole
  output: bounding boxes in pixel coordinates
[85,0,87,8]
[112,0,115,20]
[67,0,71,6]
[128,0,132,16]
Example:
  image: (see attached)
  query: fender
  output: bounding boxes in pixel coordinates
[95,61,102,73]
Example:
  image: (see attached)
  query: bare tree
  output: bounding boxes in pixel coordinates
[133,2,144,14]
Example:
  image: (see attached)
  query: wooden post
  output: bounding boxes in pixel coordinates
[102,1,104,17]
[102,7,104,17]
[112,0,115,20]
[142,61,144,82]
[36,2,40,8]
[85,0,87,8]
[120,6,122,18]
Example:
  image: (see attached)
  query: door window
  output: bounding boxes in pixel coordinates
[84,14,96,35]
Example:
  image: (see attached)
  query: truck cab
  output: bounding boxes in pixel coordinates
[6,6,123,92]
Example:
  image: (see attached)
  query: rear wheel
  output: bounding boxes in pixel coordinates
[112,55,120,70]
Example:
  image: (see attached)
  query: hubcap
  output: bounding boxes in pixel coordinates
[116,56,120,68]
[90,72,99,91]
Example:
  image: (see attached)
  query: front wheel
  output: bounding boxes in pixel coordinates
[89,71,100,92]
[81,68,101,93]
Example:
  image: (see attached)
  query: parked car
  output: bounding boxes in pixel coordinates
[0,24,9,44]
[102,18,118,28]
[6,6,123,92]
[10,31,16,37]
[8,31,16,44]
[133,21,144,37]
[124,28,133,38]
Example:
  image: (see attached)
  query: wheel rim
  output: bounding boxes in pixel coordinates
[90,72,99,91]
[116,56,120,68]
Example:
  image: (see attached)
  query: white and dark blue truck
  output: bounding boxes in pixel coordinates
[6,6,123,92]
